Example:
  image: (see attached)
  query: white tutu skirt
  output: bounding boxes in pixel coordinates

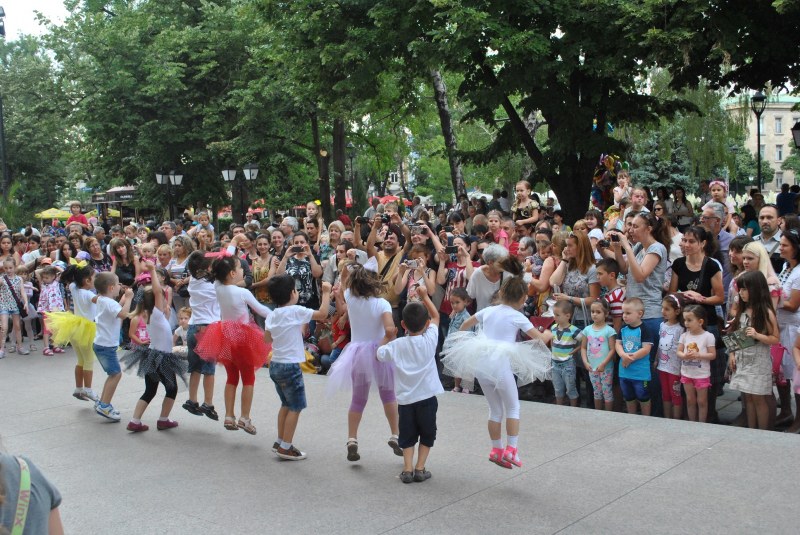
[441,330,552,392]
[326,341,395,396]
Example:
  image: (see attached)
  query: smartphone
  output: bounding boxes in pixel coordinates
[445,245,458,254]
[443,226,454,233]
[290,245,304,253]
[410,225,425,235]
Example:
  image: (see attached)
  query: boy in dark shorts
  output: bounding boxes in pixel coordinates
[377,285,444,483]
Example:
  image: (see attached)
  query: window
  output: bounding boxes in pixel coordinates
[759,117,765,131]
[776,145,783,162]
[776,172,784,188]
[775,117,783,134]
[389,172,399,184]
[760,144,766,159]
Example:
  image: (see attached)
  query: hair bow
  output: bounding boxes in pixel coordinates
[205,249,232,259]
[135,272,152,285]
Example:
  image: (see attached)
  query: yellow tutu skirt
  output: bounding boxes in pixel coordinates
[46,312,96,348]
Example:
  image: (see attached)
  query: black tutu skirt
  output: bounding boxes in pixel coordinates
[120,346,189,388]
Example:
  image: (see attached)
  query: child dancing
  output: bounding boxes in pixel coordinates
[441,258,552,469]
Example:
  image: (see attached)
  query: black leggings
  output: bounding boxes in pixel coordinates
[140,371,178,404]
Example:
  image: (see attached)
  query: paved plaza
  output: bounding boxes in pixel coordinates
[1,349,799,534]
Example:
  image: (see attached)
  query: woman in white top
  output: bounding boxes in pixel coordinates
[120,262,188,432]
[167,235,195,312]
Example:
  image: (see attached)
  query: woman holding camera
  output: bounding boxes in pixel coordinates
[276,231,323,311]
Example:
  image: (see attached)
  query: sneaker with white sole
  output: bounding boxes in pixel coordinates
[82,388,99,402]
[388,435,403,456]
[95,403,121,421]
[276,445,307,460]
[73,388,89,401]
[503,445,522,467]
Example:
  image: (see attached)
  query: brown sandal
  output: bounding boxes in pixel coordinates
[224,416,238,431]
[237,418,257,435]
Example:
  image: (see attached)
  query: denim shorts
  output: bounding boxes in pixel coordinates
[187,324,216,375]
[551,359,578,400]
[269,362,307,412]
[398,396,438,449]
[619,377,650,402]
[93,344,121,375]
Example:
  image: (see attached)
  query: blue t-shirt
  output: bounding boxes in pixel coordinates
[581,324,617,371]
[448,309,471,337]
[618,323,652,380]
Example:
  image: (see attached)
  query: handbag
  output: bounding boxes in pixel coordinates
[529,315,555,334]
[4,275,28,318]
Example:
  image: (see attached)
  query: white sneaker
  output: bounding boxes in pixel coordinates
[73,388,89,401]
[83,388,99,402]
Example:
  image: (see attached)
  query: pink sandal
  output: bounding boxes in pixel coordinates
[53,347,65,354]
[43,348,54,356]
[489,447,512,469]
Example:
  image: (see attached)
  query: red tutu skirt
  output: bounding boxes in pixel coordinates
[195,321,271,369]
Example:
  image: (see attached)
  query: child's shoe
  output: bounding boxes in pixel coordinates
[388,435,403,456]
[82,388,99,402]
[462,388,471,394]
[276,445,307,461]
[413,468,432,482]
[53,347,65,354]
[399,471,414,484]
[346,438,360,462]
[156,419,179,431]
[237,418,256,435]
[17,345,29,355]
[199,403,219,421]
[182,399,204,416]
[489,447,512,469]
[72,388,89,401]
[127,421,149,432]
[503,445,522,467]
[7,345,15,353]
[96,402,121,421]
[0,350,4,359]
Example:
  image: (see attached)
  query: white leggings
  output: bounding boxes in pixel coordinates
[477,365,520,422]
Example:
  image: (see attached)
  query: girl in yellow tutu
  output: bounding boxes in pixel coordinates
[46,262,99,402]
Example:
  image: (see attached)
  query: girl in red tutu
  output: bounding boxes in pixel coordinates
[195,245,272,434]
[326,263,401,462]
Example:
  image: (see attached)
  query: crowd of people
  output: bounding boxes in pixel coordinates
[2,175,800,524]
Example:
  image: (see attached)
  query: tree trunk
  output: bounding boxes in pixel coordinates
[332,118,347,217]
[311,112,332,222]
[431,69,466,201]
[399,158,411,199]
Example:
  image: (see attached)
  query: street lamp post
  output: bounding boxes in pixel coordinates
[751,91,767,191]
[347,141,356,194]
[222,164,259,223]
[155,170,183,221]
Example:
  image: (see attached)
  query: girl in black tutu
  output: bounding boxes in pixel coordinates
[120,261,187,432]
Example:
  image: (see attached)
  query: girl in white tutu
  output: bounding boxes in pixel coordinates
[441,258,552,469]
[327,263,401,462]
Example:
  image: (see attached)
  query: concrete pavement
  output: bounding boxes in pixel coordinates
[1,348,799,534]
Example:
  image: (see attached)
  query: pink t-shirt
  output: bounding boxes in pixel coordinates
[67,213,89,227]
[679,330,716,379]
[493,229,510,248]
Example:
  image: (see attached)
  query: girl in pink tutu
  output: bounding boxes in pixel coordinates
[327,263,401,462]
[195,242,272,435]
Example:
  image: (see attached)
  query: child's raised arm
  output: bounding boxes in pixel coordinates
[416,284,439,326]
[118,287,135,318]
[311,282,332,321]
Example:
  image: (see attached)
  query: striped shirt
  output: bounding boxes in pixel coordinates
[551,324,583,362]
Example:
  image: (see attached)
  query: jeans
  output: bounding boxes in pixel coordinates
[551,359,578,400]
[269,362,307,412]
[321,347,342,370]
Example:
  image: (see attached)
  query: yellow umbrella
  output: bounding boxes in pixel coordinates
[35,208,70,219]
[87,208,121,217]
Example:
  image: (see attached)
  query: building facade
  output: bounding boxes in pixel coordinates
[727,94,799,191]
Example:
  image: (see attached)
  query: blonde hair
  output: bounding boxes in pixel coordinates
[742,241,776,279]
[157,244,172,257]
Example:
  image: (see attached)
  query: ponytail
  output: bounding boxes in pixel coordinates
[496,257,527,305]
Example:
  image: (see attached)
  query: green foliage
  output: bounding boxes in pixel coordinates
[782,146,800,179]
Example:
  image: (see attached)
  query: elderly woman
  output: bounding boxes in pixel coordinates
[466,243,508,311]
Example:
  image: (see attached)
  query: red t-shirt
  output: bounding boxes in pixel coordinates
[67,213,89,227]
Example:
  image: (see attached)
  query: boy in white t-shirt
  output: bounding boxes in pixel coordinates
[92,272,134,421]
[377,284,443,484]
[265,274,331,461]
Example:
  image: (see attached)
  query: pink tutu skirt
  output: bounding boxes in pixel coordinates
[326,341,395,396]
[195,320,271,369]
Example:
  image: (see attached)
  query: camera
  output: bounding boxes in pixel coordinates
[410,225,425,235]
[290,245,304,253]
[355,216,366,225]
[443,226,454,233]
[597,239,610,249]
[445,245,458,254]
[381,214,391,225]
[610,233,620,242]
[405,259,419,269]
